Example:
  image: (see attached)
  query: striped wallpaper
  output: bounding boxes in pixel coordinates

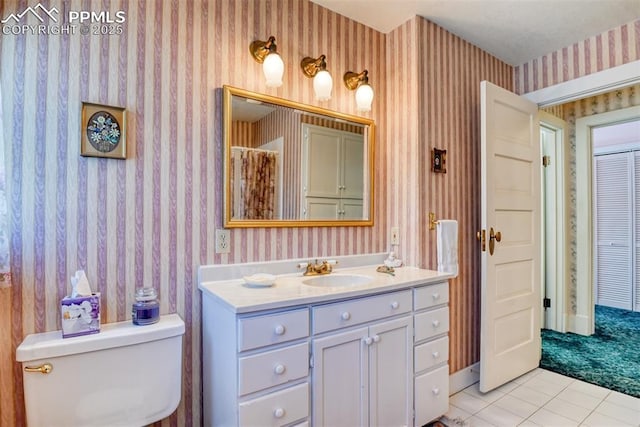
[385,16,513,372]
[0,1,635,425]
[0,0,386,425]
[514,19,640,94]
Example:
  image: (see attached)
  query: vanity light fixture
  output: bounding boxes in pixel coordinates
[300,54,333,101]
[343,69,374,112]
[250,36,284,88]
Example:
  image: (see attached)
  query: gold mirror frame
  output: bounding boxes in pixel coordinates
[223,85,375,228]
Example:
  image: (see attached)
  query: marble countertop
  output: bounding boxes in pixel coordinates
[198,264,452,314]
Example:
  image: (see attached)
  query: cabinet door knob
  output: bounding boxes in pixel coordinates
[432,320,440,328]
[274,324,286,335]
[432,351,439,359]
[390,301,399,309]
[432,388,440,396]
[432,293,440,300]
[273,408,285,418]
[341,311,351,321]
[372,335,380,343]
[363,336,373,345]
[274,364,286,375]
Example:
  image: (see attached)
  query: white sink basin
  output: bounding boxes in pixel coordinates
[302,274,373,287]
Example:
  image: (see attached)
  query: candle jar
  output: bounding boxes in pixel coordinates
[132,287,160,325]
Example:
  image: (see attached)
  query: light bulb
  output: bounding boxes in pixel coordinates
[313,70,333,101]
[355,83,374,112]
[263,52,284,88]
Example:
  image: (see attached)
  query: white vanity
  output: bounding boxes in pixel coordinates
[199,255,452,427]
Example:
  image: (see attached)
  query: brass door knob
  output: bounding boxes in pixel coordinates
[488,227,502,255]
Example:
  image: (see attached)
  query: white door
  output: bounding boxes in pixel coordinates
[369,317,413,427]
[312,327,368,427]
[479,81,541,392]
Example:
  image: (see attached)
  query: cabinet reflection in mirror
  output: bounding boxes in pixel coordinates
[223,85,375,228]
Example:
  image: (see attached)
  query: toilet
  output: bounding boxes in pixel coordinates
[16,313,185,427]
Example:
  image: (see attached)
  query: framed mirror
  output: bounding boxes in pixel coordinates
[223,85,375,228]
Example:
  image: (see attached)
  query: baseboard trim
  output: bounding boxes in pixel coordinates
[449,362,479,395]
[565,314,593,336]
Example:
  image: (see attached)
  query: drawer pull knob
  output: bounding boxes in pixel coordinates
[432,351,439,358]
[363,336,373,345]
[432,388,440,396]
[273,408,285,418]
[432,320,440,328]
[273,324,286,335]
[372,335,380,343]
[432,293,440,300]
[390,301,399,309]
[341,311,351,321]
[274,364,286,375]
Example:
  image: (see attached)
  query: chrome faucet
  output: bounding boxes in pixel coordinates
[298,259,337,276]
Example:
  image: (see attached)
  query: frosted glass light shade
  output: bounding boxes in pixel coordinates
[355,83,374,112]
[313,70,333,101]
[263,52,284,87]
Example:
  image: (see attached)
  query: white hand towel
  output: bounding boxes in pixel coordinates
[437,220,458,277]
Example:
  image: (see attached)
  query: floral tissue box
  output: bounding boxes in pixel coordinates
[60,293,101,338]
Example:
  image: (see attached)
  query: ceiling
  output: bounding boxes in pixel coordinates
[310,0,640,65]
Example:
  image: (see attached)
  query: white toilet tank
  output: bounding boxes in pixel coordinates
[16,314,185,427]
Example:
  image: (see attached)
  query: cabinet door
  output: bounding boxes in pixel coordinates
[304,197,340,220]
[304,126,341,198]
[369,316,413,427]
[312,327,368,427]
[341,199,363,219]
[341,133,364,199]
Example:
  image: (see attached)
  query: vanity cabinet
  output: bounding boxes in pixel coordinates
[413,282,450,426]
[312,316,413,426]
[202,305,311,427]
[201,275,450,427]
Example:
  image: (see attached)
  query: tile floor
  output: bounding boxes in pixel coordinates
[442,368,640,427]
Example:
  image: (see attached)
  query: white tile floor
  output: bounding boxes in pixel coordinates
[442,368,640,427]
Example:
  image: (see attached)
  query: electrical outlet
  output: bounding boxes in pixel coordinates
[390,227,399,245]
[215,229,231,254]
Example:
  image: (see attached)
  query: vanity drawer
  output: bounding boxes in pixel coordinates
[238,342,309,396]
[239,382,309,427]
[415,365,449,426]
[415,336,449,373]
[238,309,309,352]
[414,282,449,310]
[414,307,449,342]
[312,290,412,335]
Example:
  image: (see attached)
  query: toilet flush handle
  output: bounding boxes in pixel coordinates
[24,363,53,374]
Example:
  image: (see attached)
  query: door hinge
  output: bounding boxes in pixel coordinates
[542,155,551,167]
[309,353,314,368]
[543,297,551,309]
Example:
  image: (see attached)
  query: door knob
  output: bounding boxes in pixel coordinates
[488,227,502,255]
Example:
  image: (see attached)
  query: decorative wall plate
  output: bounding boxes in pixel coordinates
[81,102,126,159]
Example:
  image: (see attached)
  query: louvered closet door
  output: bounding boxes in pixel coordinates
[635,152,640,312]
[594,152,633,310]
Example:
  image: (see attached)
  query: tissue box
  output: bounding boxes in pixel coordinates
[60,293,101,338]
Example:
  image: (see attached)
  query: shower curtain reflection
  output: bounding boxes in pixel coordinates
[231,147,279,220]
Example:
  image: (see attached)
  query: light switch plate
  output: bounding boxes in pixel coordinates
[390,227,399,245]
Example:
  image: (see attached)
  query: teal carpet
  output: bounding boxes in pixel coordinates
[540,305,640,397]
